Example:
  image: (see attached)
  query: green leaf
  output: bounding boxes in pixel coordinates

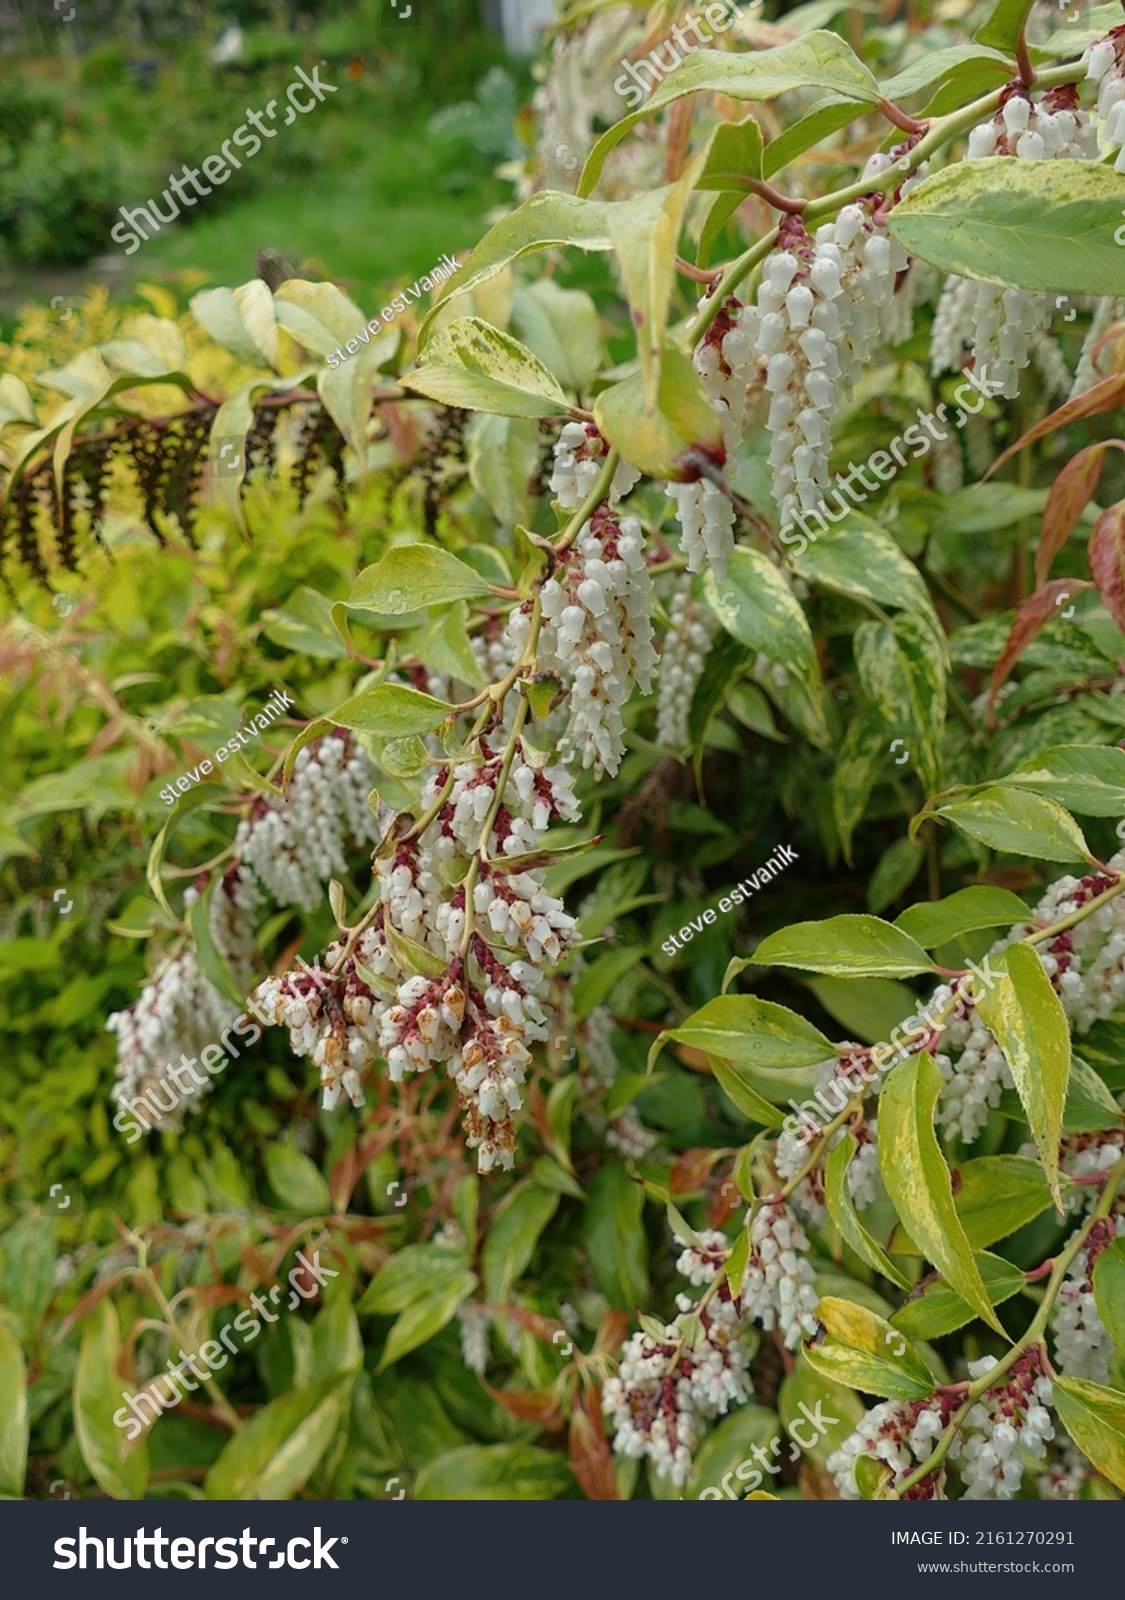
[0,374,35,428]
[1001,745,1125,818]
[854,612,947,795]
[467,414,541,529]
[791,518,935,619]
[0,1324,28,1497]
[879,1053,1006,1335]
[951,1155,1061,1250]
[685,1404,780,1499]
[894,886,1030,950]
[888,161,1125,299]
[264,1143,330,1215]
[416,192,611,347]
[751,915,934,979]
[203,1373,352,1499]
[708,1055,786,1129]
[883,44,1012,101]
[697,115,764,191]
[650,995,837,1105]
[595,339,724,481]
[804,975,915,1046]
[605,155,705,410]
[273,278,373,355]
[704,550,826,736]
[804,1297,935,1399]
[1053,1377,1125,1493]
[358,1244,472,1315]
[777,1358,865,1466]
[1093,1238,1125,1354]
[578,34,879,196]
[510,281,603,395]
[414,1443,573,1500]
[74,1301,149,1501]
[190,281,279,371]
[330,682,454,738]
[403,317,572,419]
[891,1252,1025,1340]
[349,544,492,616]
[377,1270,478,1371]
[933,787,1091,865]
[572,945,648,1020]
[825,1133,911,1290]
[310,1297,363,1382]
[974,0,1034,51]
[833,711,888,861]
[583,1164,649,1312]
[482,1186,559,1303]
[976,942,1071,1207]
[260,586,350,660]
[867,836,927,914]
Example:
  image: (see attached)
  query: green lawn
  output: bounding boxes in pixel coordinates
[128,112,509,307]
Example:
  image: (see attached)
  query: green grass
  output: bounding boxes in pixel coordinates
[128,111,509,308]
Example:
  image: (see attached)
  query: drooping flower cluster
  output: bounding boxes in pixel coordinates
[108,945,242,1132]
[740,1201,821,1348]
[509,505,656,777]
[828,1394,959,1499]
[1085,28,1125,171]
[932,979,1015,1145]
[601,1231,753,1487]
[665,297,751,579]
[1071,296,1125,398]
[743,177,911,532]
[251,745,581,1170]
[1051,1213,1125,1381]
[656,574,717,749]
[234,732,382,911]
[252,926,394,1112]
[932,87,1096,397]
[550,421,641,511]
[774,1055,881,1226]
[929,862,1125,1144]
[960,1352,1055,1499]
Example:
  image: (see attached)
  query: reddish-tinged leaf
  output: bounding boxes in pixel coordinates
[669,1147,723,1195]
[1089,500,1125,635]
[594,1309,631,1356]
[53,1270,133,1342]
[483,1382,563,1426]
[481,1302,568,1344]
[1037,442,1124,586]
[569,1387,619,1500]
[988,579,1096,712]
[984,374,1125,482]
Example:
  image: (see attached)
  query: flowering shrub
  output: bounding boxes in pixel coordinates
[4,0,1125,1504]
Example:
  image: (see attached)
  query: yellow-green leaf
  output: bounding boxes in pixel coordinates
[74,1301,149,1501]
[879,1053,1007,1336]
[825,1133,911,1291]
[1053,1377,1125,1492]
[976,942,1071,1207]
[804,1297,934,1399]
